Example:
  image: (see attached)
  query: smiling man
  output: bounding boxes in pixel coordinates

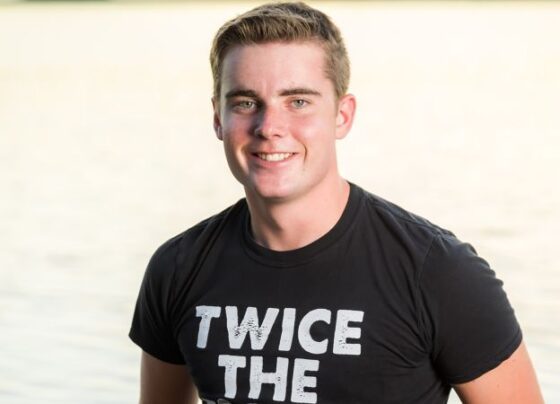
[129,2,543,403]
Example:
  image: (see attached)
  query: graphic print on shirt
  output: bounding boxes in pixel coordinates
[195,305,365,404]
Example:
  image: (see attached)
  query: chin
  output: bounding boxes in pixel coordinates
[246,182,299,203]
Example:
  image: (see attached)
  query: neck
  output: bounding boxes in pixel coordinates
[245,178,350,251]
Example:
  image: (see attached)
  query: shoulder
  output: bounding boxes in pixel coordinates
[351,185,496,291]
[359,185,453,239]
[352,184,457,261]
[145,199,247,283]
[356,187,491,281]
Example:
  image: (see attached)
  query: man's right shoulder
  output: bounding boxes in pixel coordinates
[145,199,246,281]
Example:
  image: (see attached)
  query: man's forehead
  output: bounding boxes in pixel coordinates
[228,40,325,60]
[227,39,324,54]
[220,41,331,97]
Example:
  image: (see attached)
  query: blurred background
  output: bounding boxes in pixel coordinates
[0,1,558,403]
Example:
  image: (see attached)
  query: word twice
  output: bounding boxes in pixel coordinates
[195,305,364,355]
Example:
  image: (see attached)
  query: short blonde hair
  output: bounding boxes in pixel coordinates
[210,2,350,100]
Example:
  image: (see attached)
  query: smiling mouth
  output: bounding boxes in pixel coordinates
[254,152,295,162]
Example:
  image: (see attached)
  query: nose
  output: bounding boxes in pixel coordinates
[253,106,286,139]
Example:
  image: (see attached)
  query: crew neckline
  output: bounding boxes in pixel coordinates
[241,182,364,268]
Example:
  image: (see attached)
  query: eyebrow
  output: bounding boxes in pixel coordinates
[279,87,322,97]
[224,89,259,99]
[224,87,322,99]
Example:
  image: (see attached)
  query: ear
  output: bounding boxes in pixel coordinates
[335,94,356,140]
[212,97,223,141]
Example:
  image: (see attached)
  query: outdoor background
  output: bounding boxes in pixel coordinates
[0,1,558,403]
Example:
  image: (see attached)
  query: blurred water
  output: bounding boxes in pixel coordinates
[0,2,558,403]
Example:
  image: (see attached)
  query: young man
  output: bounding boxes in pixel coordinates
[130,3,543,403]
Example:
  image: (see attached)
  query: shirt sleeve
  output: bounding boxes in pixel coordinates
[129,236,186,364]
[418,233,522,384]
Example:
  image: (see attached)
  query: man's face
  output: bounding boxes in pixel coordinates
[213,41,355,203]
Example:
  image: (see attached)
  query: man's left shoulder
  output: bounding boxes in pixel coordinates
[355,184,455,243]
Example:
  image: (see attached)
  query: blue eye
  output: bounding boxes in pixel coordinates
[292,99,308,108]
[237,101,256,109]
[230,99,258,112]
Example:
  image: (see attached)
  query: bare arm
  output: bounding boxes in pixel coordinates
[453,341,544,404]
[139,350,199,404]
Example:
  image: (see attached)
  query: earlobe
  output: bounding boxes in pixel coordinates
[215,125,223,140]
[214,119,223,140]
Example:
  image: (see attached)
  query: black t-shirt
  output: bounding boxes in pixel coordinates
[129,183,521,403]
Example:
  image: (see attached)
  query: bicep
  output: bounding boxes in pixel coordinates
[452,341,543,404]
[140,350,198,404]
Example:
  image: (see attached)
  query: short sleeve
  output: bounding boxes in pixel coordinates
[129,237,186,364]
[418,234,522,384]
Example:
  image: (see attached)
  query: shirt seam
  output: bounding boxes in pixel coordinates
[414,232,439,358]
[365,194,453,237]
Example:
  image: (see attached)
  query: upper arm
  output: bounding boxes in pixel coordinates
[452,341,544,404]
[140,350,198,404]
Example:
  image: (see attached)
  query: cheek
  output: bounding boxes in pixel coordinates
[222,135,244,162]
[221,129,250,171]
[223,117,253,142]
[294,113,337,143]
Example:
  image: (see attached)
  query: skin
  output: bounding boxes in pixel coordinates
[213,41,356,251]
[453,341,544,403]
[138,41,544,403]
[139,351,198,404]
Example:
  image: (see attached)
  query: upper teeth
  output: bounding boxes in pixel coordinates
[257,153,293,162]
